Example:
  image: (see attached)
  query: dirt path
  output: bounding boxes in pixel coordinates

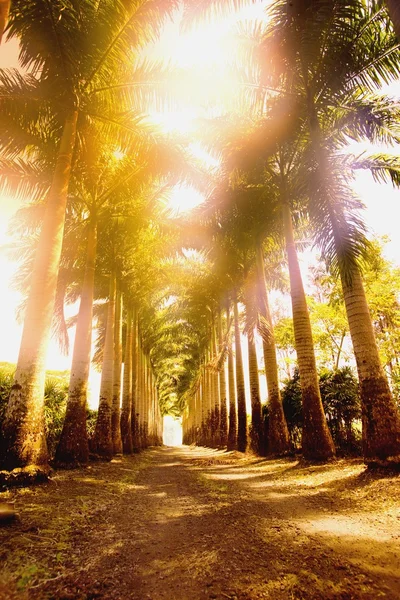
[1,446,400,600]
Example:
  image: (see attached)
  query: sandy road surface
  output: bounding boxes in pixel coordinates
[1,446,399,599]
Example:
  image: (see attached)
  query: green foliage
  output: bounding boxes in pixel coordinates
[281,369,303,451]
[319,367,362,454]
[43,377,68,457]
[86,408,98,440]
[281,367,361,455]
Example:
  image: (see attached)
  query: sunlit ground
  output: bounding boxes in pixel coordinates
[163,415,183,446]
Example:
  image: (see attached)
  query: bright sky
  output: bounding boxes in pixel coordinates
[0,1,400,406]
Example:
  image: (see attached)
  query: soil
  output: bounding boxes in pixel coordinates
[0,446,399,600]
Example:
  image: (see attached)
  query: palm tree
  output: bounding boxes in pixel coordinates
[277,0,400,463]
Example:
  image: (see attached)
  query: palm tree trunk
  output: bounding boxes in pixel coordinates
[227,304,238,451]
[143,353,149,447]
[234,297,247,453]
[218,310,228,447]
[386,0,400,40]
[55,216,97,466]
[0,0,10,44]
[112,288,123,454]
[282,198,335,461]
[121,306,133,454]
[136,339,144,448]
[211,316,220,447]
[131,309,139,450]
[205,347,213,446]
[92,270,116,459]
[248,332,263,455]
[1,110,78,470]
[341,266,400,463]
[256,243,290,455]
[200,361,207,446]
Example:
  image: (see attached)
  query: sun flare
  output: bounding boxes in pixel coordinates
[166,184,205,215]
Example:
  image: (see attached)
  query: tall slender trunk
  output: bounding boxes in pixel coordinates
[234,298,247,453]
[341,266,400,462]
[147,363,153,445]
[308,75,399,464]
[121,307,133,454]
[211,316,220,447]
[136,338,143,448]
[256,243,290,455]
[282,198,335,461]
[112,288,123,454]
[386,0,400,40]
[205,347,213,446]
[200,360,207,446]
[196,385,202,444]
[131,309,139,450]
[227,304,237,450]
[92,271,116,459]
[144,353,149,447]
[218,310,228,447]
[55,216,97,466]
[248,332,263,455]
[1,111,78,470]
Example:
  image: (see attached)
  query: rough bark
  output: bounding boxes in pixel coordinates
[142,351,149,448]
[121,307,133,454]
[92,271,116,459]
[131,309,139,450]
[386,0,400,40]
[200,362,208,446]
[234,299,247,453]
[248,333,263,455]
[55,217,97,466]
[204,347,213,447]
[226,305,238,451]
[217,310,228,447]
[341,266,400,463]
[112,289,123,454]
[211,318,221,447]
[136,339,144,449]
[1,111,78,470]
[282,199,335,461]
[255,243,291,455]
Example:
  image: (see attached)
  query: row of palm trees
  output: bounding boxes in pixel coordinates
[0,0,186,470]
[1,0,400,472]
[181,0,400,464]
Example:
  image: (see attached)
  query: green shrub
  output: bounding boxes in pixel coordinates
[281,367,362,455]
[281,369,303,451]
